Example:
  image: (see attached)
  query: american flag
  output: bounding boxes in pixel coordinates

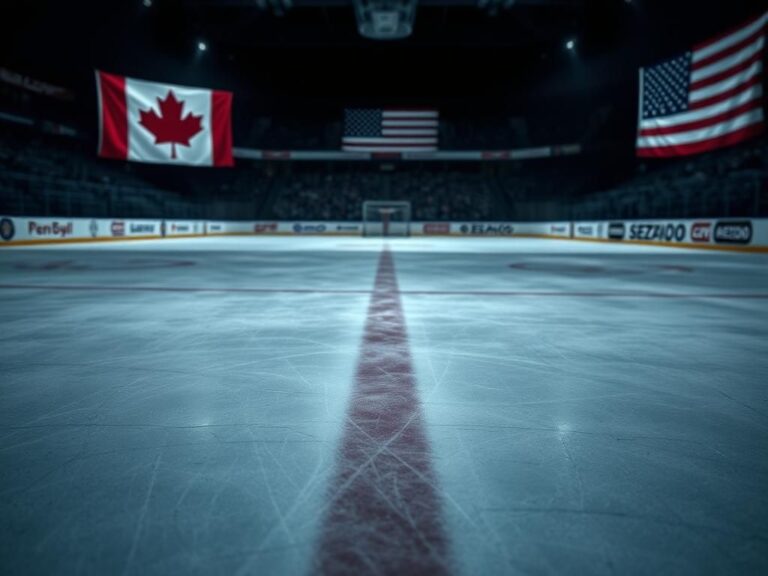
[636,11,766,158]
[342,109,439,152]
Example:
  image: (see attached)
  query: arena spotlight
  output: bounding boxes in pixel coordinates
[566,39,575,51]
[142,0,152,6]
[198,41,207,52]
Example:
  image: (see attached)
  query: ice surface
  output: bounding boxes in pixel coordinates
[1,237,767,575]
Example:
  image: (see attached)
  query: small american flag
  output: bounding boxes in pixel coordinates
[637,11,766,158]
[342,109,439,152]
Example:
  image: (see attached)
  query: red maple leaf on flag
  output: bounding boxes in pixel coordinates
[138,90,203,160]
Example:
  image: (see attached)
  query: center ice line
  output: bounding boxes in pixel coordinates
[313,248,451,575]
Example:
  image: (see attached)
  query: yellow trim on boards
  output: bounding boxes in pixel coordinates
[2,231,766,253]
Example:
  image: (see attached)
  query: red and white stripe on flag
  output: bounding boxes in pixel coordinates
[96,71,233,167]
[636,11,766,158]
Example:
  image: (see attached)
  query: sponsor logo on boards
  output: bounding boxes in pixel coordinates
[336,224,361,232]
[111,220,125,236]
[550,224,568,234]
[459,223,515,236]
[293,223,327,234]
[576,224,595,237]
[254,223,278,233]
[714,221,752,244]
[608,222,625,240]
[171,223,191,233]
[690,222,712,243]
[28,221,73,238]
[628,223,686,242]
[423,223,450,235]
[130,223,156,234]
[0,218,15,241]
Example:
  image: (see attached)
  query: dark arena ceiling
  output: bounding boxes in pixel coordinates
[0,1,765,123]
[181,0,590,47]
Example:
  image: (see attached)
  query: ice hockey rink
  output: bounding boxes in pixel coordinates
[1,236,767,575]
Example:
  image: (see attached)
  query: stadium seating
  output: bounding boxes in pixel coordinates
[572,137,768,220]
[268,167,494,221]
[0,127,271,219]
[1,117,765,223]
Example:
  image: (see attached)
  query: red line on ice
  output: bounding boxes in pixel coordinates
[313,248,450,575]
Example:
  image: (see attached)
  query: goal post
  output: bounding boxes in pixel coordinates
[362,201,411,237]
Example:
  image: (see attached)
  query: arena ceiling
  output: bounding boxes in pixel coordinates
[0,1,764,121]
[179,0,591,48]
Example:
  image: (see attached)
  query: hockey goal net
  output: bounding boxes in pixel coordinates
[362,201,411,237]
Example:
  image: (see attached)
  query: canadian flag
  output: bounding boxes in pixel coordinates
[96,71,233,167]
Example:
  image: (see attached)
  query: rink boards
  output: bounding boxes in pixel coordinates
[1,215,767,252]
